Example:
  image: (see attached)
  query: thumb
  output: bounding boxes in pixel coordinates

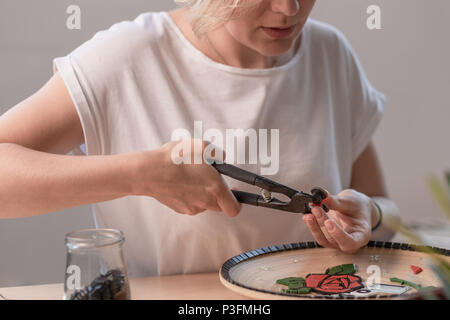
[322,191,361,218]
[321,193,347,212]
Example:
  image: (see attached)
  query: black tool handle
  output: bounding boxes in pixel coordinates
[231,190,260,206]
[211,161,298,197]
[211,162,257,185]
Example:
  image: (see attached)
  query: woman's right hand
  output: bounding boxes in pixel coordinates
[131,139,242,217]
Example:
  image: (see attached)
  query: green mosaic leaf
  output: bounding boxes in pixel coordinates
[282,287,312,294]
[276,277,306,288]
[326,265,343,275]
[390,277,422,290]
[326,264,357,275]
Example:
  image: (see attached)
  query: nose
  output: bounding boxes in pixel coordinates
[270,0,300,17]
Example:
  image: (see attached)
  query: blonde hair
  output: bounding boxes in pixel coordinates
[174,0,262,36]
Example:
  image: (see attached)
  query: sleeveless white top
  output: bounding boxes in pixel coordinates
[54,12,385,277]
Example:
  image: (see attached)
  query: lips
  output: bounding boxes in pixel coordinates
[261,25,297,39]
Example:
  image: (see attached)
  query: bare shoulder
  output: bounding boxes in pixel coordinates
[167,8,203,49]
[0,72,84,154]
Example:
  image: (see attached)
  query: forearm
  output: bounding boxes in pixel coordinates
[370,196,400,241]
[0,143,142,218]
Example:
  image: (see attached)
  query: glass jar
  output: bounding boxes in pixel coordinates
[63,228,131,300]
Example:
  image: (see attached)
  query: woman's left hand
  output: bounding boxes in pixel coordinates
[302,189,378,253]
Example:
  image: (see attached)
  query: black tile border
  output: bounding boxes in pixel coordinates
[220,241,450,300]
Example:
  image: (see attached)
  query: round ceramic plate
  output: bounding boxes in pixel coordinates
[219,241,450,300]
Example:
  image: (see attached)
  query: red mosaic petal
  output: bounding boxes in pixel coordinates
[305,274,329,289]
[305,274,364,294]
[410,265,423,274]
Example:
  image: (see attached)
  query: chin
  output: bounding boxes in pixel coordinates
[252,26,302,55]
[257,41,295,57]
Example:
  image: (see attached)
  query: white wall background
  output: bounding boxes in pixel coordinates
[0,0,449,286]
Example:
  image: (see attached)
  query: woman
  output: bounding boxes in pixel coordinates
[0,0,399,277]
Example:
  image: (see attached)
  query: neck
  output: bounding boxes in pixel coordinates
[203,27,277,69]
[169,8,299,69]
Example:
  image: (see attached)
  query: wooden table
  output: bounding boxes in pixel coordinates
[0,272,249,300]
[1,226,448,301]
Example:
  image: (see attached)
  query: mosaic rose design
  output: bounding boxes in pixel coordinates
[305,274,364,294]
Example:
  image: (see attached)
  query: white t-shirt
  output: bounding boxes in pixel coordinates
[53,11,385,278]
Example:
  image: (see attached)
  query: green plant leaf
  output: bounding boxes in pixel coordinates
[446,171,450,191]
[383,215,450,299]
[427,175,450,221]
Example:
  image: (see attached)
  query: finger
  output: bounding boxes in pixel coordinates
[187,207,207,216]
[311,206,328,225]
[159,196,211,215]
[302,214,337,249]
[311,207,336,244]
[157,197,187,215]
[203,198,222,212]
[321,194,346,212]
[216,180,242,217]
[322,191,359,217]
[324,219,360,253]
